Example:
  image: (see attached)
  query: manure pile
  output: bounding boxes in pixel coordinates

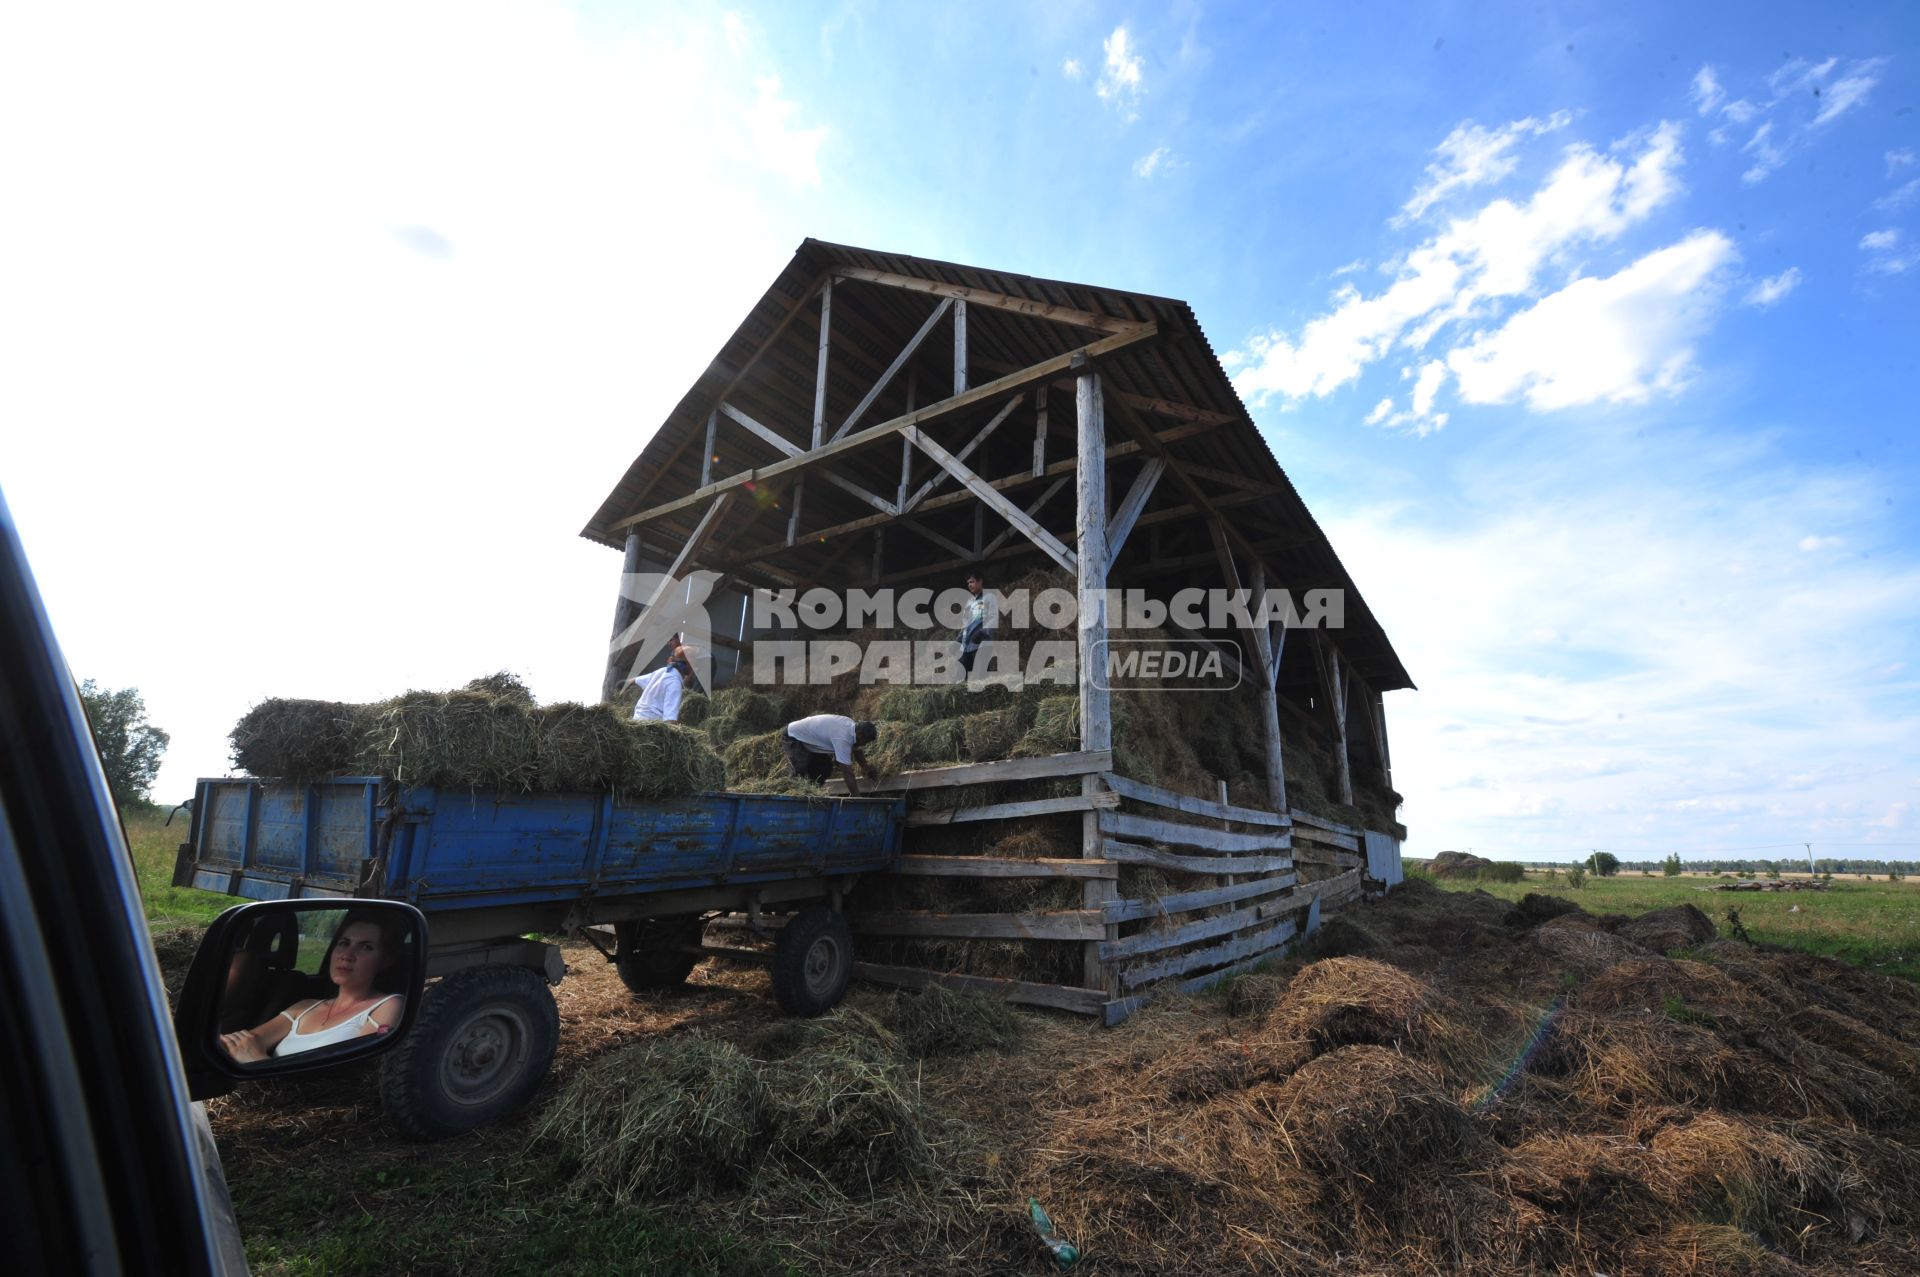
[230,673,725,800]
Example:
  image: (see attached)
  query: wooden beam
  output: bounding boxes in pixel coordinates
[851,962,1106,1015]
[1289,809,1363,839]
[716,416,1216,572]
[599,529,648,702]
[1076,366,1112,753]
[1103,839,1293,876]
[718,400,897,516]
[905,426,1078,575]
[1099,810,1292,856]
[1113,918,1297,991]
[1104,456,1166,560]
[1032,388,1047,476]
[824,749,1112,795]
[830,297,953,443]
[1294,867,1363,904]
[1098,889,1299,960]
[982,476,1069,559]
[894,855,1118,880]
[699,409,717,486]
[900,392,1025,513]
[604,493,732,687]
[1110,392,1236,426]
[894,516,973,563]
[1100,774,1290,828]
[1104,874,1298,924]
[846,909,1106,941]
[610,321,1159,535]
[906,790,1120,827]
[833,266,1136,334]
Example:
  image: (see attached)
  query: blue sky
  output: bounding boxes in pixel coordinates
[2,1,1915,861]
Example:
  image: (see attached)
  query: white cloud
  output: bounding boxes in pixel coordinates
[1132,145,1172,178]
[744,75,827,187]
[1813,58,1886,126]
[1861,228,1901,251]
[1690,66,1724,115]
[1709,57,1885,184]
[1398,112,1570,222]
[1865,251,1917,277]
[1741,121,1785,183]
[1446,230,1735,411]
[721,10,748,54]
[1744,266,1802,307]
[1410,358,1446,416]
[1061,56,1083,80]
[1891,149,1918,175]
[1876,179,1920,213]
[1095,26,1144,119]
[1364,398,1393,425]
[1799,534,1844,551]
[1232,121,1688,405]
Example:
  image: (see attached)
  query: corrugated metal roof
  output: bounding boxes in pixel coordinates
[581,239,1413,692]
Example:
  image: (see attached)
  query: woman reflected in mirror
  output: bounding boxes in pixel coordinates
[218,910,408,1064]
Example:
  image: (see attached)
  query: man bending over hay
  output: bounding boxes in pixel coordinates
[782,714,878,795]
[628,646,696,723]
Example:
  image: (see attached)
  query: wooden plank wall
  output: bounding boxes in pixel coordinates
[810,750,1394,1022]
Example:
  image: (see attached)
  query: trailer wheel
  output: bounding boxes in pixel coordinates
[614,916,703,994]
[771,907,853,1017]
[380,965,558,1139]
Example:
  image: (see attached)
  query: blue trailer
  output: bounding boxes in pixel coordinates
[173,776,907,1136]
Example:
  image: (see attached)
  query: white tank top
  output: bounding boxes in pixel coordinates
[274,994,401,1057]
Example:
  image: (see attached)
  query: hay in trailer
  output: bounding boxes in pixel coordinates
[700,686,788,749]
[462,670,534,705]
[360,690,548,790]
[533,1036,767,1200]
[531,703,726,799]
[229,698,367,778]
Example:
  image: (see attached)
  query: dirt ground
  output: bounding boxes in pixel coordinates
[202,882,1920,1276]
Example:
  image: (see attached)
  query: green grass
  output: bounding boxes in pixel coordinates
[233,1151,808,1277]
[124,806,235,930]
[1433,870,1920,981]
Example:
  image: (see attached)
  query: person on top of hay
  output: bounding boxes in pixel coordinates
[782,714,879,794]
[628,645,696,722]
[956,567,996,675]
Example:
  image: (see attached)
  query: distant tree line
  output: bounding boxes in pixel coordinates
[1547,857,1915,878]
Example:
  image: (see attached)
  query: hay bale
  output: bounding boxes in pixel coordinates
[702,687,787,748]
[677,690,711,727]
[1648,1113,1849,1243]
[359,690,544,790]
[533,1037,766,1199]
[1428,850,1499,879]
[958,708,1020,762]
[1617,903,1718,953]
[880,985,1022,1058]
[763,1039,934,1191]
[723,730,789,786]
[229,698,367,778]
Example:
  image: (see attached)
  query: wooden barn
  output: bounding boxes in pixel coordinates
[580,239,1412,1023]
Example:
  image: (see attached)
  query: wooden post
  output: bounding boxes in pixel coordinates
[700,408,717,487]
[1075,362,1114,992]
[870,527,885,585]
[601,529,647,702]
[1252,562,1288,814]
[953,298,967,396]
[786,478,804,546]
[1033,387,1047,477]
[1328,644,1354,806]
[812,279,831,449]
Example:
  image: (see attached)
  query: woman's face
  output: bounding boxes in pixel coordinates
[330,922,387,988]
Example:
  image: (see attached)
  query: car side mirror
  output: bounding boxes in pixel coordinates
[174,900,427,1102]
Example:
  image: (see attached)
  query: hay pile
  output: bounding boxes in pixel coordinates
[990,885,1920,1277]
[537,1002,958,1201]
[229,676,725,799]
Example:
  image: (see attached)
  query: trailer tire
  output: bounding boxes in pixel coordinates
[614,916,703,994]
[380,964,558,1140]
[771,907,853,1017]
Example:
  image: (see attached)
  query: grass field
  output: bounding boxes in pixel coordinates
[124,806,235,929]
[1419,867,1920,982]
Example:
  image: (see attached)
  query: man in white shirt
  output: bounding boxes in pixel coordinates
[782,713,879,794]
[957,567,996,675]
[629,648,695,722]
